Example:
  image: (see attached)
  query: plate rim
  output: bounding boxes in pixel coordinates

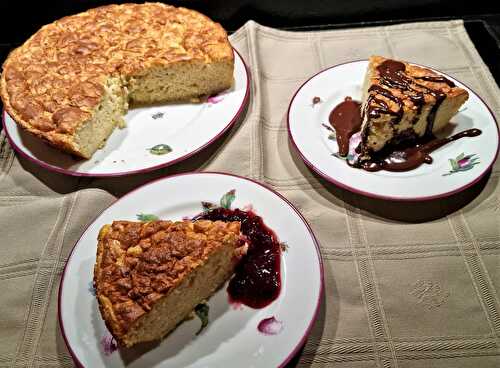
[2,48,251,178]
[57,171,325,368]
[287,59,500,202]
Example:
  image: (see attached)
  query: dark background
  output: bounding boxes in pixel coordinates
[0,0,499,38]
[0,0,499,120]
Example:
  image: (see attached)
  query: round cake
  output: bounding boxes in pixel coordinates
[0,3,234,158]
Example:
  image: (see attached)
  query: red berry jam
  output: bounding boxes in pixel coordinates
[197,208,281,309]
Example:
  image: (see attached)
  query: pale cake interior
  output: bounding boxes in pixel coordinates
[73,61,233,158]
[122,239,235,347]
[73,77,128,158]
[127,60,233,104]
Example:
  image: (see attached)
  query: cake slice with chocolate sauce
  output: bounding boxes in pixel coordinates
[358,56,469,162]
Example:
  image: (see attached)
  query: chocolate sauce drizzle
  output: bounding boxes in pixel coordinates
[367,85,403,121]
[364,60,456,137]
[328,96,362,156]
[415,75,456,87]
[351,128,481,172]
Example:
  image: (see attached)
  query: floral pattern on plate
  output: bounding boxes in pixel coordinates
[443,153,480,176]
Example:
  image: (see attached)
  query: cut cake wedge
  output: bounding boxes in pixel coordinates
[93,219,246,347]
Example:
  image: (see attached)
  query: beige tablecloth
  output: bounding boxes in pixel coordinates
[1,20,500,367]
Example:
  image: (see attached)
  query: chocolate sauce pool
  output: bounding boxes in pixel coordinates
[328,100,480,172]
[353,128,482,172]
[197,208,281,309]
[328,96,362,156]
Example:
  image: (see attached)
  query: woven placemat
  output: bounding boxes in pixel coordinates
[0,19,499,367]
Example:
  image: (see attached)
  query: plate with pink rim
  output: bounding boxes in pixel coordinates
[287,59,499,201]
[2,49,249,177]
[58,172,323,367]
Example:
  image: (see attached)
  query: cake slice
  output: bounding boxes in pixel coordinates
[358,56,469,160]
[93,219,246,347]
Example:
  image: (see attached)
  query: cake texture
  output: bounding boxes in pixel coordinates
[93,219,246,347]
[359,56,468,159]
[0,3,234,158]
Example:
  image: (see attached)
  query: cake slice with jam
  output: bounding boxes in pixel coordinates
[93,219,246,347]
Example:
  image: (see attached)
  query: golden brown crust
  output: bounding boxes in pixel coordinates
[0,3,233,155]
[93,219,241,345]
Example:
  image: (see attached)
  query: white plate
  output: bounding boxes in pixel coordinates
[3,50,249,177]
[58,172,323,367]
[287,60,499,201]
